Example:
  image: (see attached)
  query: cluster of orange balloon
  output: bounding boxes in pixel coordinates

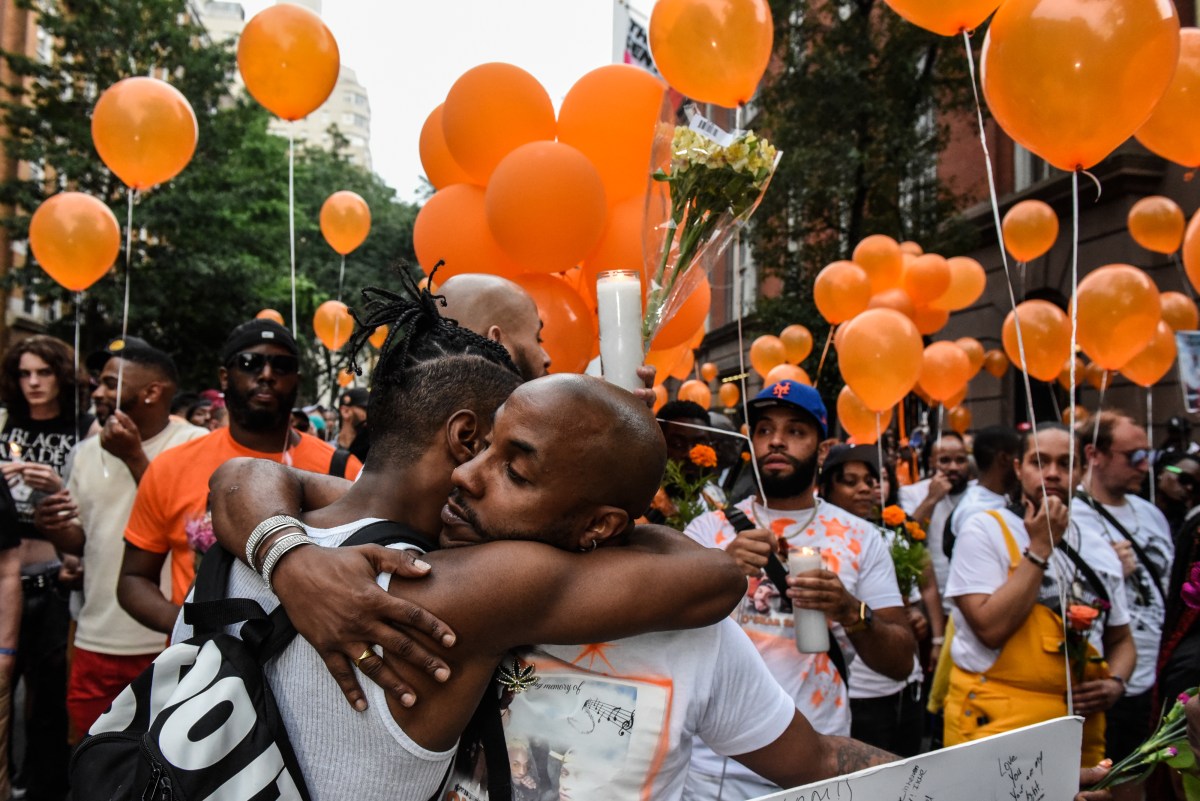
[415,60,717,375]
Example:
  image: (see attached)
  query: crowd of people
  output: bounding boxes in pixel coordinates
[0,271,1197,800]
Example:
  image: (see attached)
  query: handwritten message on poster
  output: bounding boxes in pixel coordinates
[748,717,1083,801]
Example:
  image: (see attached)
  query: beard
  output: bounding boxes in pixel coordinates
[224,380,296,432]
[448,487,579,549]
[757,451,820,500]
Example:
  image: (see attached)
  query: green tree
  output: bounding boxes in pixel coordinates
[748,0,978,403]
[0,0,419,397]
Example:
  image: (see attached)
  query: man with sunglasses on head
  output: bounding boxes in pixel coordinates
[117,320,362,634]
[1073,411,1172,798]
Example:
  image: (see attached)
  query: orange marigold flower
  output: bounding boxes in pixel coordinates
[911,528,926,541]
[690,444,718,469]
[882,505,907,527]
[1066,604,1101,631]
[740,451,751,462]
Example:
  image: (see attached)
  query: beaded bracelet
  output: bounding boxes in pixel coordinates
[246,515,304,573]
[260,532,313,592]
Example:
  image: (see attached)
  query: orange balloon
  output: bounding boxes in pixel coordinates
[313,300,354,351]
[653,384,669,412]
[336,369,355,388]
[670,348,696,381]
[1001,300,1071,382]
[1121,320,1178,387]
[1002,200,1059,262]
[648,0,773,108]
[814,260,872,324]
[920,342,972,402]
[645,344,688,386]
[1071,264,1161,370]
[511,273,596,374]
[902,254,951,306]
[1056,357,1086,390]
[1084,361,1111,391]
[956,337,985,378]
[582,188,669,306]
[944,386,969,410]
[558,65,667,204]
[256,309,285,326]
[980,0,1180,172]
[853,235,904,293]
[868,288,916,321]
[418,104,474,190]
[678,379,712,409]
[320,191,371,255]
[764,363,812,387]
[838,309,924,412]
[983,349,1010,378]
[91,77,197,190]
[442,63,556,184]
[750,335,787,379]
[1128,196,1185,255]
[700,362,719,382]
[882,0,1000,36]
[837,385,892,445]
[486,142,607,274]
[237,4,339,121]
[688,326,706,349]
[899,241,924,256]
[1184,209,1200,295]
[912,305,950,336]
[929,256,987,311]
[1136,28,1200,168]
[1161,291,1200,332]
[718,382,740,408]
[780,325,813,365]
[28,193,120,292]
[413,185,519,280]
[948,406,973,435]
[369,325,389,350]
[651,276,711,350]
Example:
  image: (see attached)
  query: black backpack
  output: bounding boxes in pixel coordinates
[69,520,435,801]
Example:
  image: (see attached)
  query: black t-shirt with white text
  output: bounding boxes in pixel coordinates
[0,412,90,541]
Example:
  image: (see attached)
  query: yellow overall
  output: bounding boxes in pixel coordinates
[943,511,1107,767]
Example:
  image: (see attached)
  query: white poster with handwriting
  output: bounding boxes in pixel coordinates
[748,717,1082,801]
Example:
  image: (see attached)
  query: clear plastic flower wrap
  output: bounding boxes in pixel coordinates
[641,105,781,350]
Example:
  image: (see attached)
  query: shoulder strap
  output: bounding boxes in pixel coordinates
[726,505,849,686]
[1056,537,1111,608]
[1074,491,1165,603]
[985,509,1022,570]
[328,447,351,478]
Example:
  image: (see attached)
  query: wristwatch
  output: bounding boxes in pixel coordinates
[844,601,874,634]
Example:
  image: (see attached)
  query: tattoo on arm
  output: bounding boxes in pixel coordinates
[830,736,898,776]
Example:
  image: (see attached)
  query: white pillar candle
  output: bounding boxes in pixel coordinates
[596,270,643,392]
[788,546,830,653]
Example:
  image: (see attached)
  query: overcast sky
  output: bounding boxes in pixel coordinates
[240,0,654,201]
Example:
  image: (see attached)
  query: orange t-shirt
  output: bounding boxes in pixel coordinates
[124,428,362,603]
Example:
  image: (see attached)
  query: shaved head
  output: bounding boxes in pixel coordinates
[439,274,550,380]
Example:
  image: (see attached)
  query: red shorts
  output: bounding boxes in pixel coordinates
[67,647,158,739]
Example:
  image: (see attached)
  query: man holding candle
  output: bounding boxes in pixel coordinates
[683,380,916,801]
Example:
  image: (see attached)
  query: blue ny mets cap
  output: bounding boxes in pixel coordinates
[747,381,829,439]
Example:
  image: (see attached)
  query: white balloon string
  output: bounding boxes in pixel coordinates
[73,291,81,445]
[116,187,135,412]
[876,412,886,510]
[338,254,346,304]
[815,325,835,383]
[1068,170,1080,518]
[289,125,297,333]
[1172,253,1198,303]
[1148,387,1155,507]
[960,30,1047,508]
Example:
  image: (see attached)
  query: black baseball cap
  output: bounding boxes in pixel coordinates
[220,319,299,365]
[86,336,155,372]
[339,388,369,408]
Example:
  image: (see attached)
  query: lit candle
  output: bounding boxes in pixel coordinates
[788,545,830,653]
[596,270,643,392]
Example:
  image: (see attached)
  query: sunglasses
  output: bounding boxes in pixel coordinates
[229,352,299,376]
[1113,448,1151,467]
[1164,464,1199,490]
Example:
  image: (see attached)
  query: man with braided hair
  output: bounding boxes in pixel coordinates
[116,319,362,634]
[197,284,899,800]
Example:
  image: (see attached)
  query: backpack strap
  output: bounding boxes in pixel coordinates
[725,506,850,687]
[1074,490,1165,604]
[328,447,352,478]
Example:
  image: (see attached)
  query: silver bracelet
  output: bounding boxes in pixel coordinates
[246,515,303,572]
[260,532,312,591]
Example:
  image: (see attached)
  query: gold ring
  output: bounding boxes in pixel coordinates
[353,648,374,667]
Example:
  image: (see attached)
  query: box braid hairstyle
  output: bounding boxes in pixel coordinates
[342,264,523,468]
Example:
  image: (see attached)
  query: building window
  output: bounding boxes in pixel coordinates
[1013,143,1052,192]
[352,114,369,130]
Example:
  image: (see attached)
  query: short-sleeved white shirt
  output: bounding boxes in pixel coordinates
[945,507,1131,675]
[899,478,971,599]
